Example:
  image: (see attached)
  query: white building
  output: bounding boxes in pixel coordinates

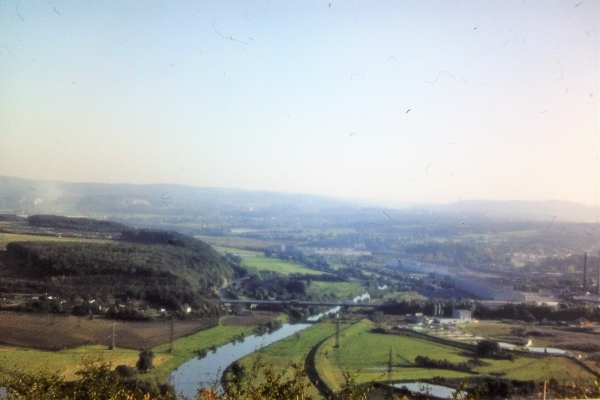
[452,309,472,321]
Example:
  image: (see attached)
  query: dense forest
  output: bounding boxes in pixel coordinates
[0,221,238,317]
[27,214,128,233]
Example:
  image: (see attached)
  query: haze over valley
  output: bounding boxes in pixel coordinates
[0,0,599,398]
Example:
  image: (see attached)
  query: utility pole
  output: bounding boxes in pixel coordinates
[388,348,393,399]
[169,315,174,353]
[597,252,600,295]
[108,321,116,350]
[334,314,340,348]
[583,252,588,292]
[542,379,547,400]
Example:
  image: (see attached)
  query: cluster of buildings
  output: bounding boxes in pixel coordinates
[406,309,473,326]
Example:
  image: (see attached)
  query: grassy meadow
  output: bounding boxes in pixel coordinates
[242,256,326,275]
[212,246,263,256]
[0,322,258,384]
[314,319,596,391]
[380,291,427,302]
[307,281,366,299]
[458,321,517,338]
[195,236,277,250]
[0,345,138,380]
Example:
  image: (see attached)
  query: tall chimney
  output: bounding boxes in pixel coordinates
[597,252,600,295]
[583,252,588,292]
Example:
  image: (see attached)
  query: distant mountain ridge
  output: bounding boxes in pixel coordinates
[0,175,597,223]
[409,200,599,223]
[0,175,354,217]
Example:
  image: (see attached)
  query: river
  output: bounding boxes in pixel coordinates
[169,293,370,399]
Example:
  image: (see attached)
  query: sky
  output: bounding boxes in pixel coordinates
[0,0,598,206]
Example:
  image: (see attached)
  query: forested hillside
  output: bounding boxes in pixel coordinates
[27,214,128,233]
[0,219,237,317]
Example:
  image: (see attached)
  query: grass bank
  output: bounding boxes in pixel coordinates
[237,321,338,398]
[146,325,257,383]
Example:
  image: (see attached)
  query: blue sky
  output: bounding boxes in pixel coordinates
[1,0,598,205]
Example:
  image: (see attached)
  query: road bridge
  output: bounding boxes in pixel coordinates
[215,299,379,308]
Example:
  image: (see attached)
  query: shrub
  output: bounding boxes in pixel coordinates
[136,349,155,372]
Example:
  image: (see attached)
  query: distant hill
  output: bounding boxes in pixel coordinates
[27,214,128,233]
[0,215,236,316]
[0,175,354,218]
[0,175,597,223]
[408,200,599,223]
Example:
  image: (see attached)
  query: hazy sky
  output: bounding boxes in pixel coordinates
[1,0,598,205]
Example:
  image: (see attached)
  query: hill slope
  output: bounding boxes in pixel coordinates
[1,175,597,222]
[0,217,236,317]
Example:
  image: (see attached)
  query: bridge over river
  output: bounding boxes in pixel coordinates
[215,299,380,308]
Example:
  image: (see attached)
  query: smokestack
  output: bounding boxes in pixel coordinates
[583,252,588,292]
[597,252,600,295]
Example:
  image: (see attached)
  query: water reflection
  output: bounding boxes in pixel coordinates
[393,382,459,399]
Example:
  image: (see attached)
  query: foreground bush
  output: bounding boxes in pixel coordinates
[0,358,367,400]
[2,358,599,399]
[0,359,176,400]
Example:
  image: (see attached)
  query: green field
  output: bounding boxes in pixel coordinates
[458,321,516,338]
[0,345,139,380]
[195,235,277,250]
[314,319,596,391]
[0,324,257,384]
[0,233,109,250]
[328,262,346,270]
[237,322,338,397]
[242,256,326,275]
[212,246,263,256]
[307,281,365,299]
[380,291,427,301]
[302,228,356,235]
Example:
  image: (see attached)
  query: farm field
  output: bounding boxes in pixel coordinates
[0,344,139,380]
[328,262,346,270]
[0,232,110,250]
[458,321,517,338]
[307,281,366,300]
[0,312,219,350]
[242,256,326,275]
[314,319,596,391]
[0,324,259,383]
[379,291,427,302]
[219,311,283,326]
[459,321,600,375]
[459,321,600,350]
[303,228,356,235]
[195,235,277,250]
[212,245,262,256]
[237,321,338,398]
